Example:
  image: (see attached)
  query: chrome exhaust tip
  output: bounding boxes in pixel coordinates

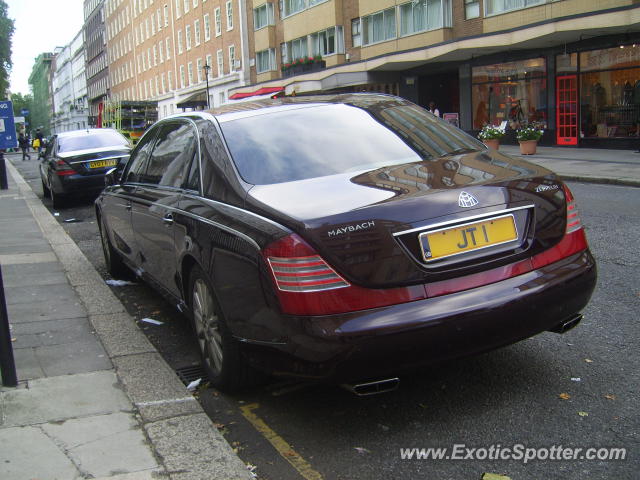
[341,377,400,396]
[548,314,583,334]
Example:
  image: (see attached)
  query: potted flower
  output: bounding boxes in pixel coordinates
[477,124,505,150]
[516,124,544,155]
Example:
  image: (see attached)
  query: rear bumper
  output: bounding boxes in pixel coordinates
[239,249,597,382]
[51,172,106,196]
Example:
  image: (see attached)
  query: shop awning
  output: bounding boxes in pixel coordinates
[177,91,208,109]
[229,87,283,100]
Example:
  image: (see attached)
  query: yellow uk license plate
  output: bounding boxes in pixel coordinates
[420,214,518,262]
[89,159,118,169]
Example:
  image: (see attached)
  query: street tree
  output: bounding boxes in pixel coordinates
[0,0,15,99]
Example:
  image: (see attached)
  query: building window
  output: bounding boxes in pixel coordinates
[217,49,224,76]
[185,24,192,50]
[362,7,396,45]
[168,70,173,90]
[197,58,203,82]
[194,19,201,45]
[193,0,198,6]
[282,0,305,18]
[177,29,183,53]
[228,45,235,70]
[204,13,211,40]
[464,0,480,19]
[399,0,450,36]
[164,4,169,26]
[226,1,233,30]
[351,18,361,47]
[484,0,544,16]
[159,40,164,62]
[579,45,640,139]
[214,7,221,36]
[471,58,547,130]
[165,37,171,59]
[183,0,189,14]
[310,26,344,57]
[256,48,275,73]
[206,54,213,77]
[283,36,307,64]
[179,64,185,87]
[254,3,274,30]
[188,61,194,85]
[175,0,181,17]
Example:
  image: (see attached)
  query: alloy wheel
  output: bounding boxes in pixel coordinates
[192,278,223,375]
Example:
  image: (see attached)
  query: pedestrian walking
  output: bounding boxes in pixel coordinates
[35,128,44,158]
[18,133,31,161]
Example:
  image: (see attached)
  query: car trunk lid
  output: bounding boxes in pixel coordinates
[248,150,569,288]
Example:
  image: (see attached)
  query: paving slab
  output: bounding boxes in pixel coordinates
[4,282,78,305]
[1,269,67,287]
[11,347,45,380]
[0,371,132,427]
[7,298,85,322]
[0,425,81,480]
[41,412,159,478]
[36,340,112,377]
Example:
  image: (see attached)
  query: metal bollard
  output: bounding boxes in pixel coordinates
[0,151,8,190]
[0,264,18,387]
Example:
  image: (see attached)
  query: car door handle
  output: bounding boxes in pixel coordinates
[163,213,174,225]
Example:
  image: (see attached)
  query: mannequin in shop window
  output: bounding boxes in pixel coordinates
[508,99,524,130]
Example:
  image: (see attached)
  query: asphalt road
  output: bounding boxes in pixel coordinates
[9,155,639,480]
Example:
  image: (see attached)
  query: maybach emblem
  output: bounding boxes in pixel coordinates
[458,191,479,208]
[327,221,376,237]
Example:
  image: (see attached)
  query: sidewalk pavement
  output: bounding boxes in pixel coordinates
[498,144,640,187]
[0,157,253,480]
[0,145,638,480]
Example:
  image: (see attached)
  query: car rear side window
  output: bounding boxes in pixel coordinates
[122,128,157,184]
[141,122,197,187]
[58,130,129,152]
[220,103,484,185]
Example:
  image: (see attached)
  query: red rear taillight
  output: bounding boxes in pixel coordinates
[262,234,424,316]
[55,160,76,176]
[564,184,581,233]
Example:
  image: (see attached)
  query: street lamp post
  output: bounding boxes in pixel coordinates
[203,63,211,109]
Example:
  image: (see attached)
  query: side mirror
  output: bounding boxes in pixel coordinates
[105,167,121,186]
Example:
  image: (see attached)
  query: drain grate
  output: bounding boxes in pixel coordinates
[175,364,208,386]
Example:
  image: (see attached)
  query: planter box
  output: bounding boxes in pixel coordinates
[282,60,326,78]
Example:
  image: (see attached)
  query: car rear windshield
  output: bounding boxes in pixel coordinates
[58,131,129,153]
[219,102,485,185]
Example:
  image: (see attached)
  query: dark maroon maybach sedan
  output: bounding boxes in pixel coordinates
[97,94,597,393]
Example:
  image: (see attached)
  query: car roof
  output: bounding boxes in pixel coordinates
[205,93,410,123]
[56,128,123,138]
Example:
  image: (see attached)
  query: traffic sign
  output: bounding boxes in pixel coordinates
[21,108,29,116]
[0,100,18,149]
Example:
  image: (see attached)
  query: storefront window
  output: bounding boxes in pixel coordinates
[472,58,547,130]
[579,45,640,139]
[556,52,577,73]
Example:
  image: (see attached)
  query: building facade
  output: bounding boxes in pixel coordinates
[104,0,251,120]
[229,0,640,148]
[85,0,110,126]
[51,30,90,134]
[28,52,54,136]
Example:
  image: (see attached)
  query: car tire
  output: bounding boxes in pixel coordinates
[41,179,50,198]
[48,178,64,209]
[99,214,131,279]
[188,265,260,392]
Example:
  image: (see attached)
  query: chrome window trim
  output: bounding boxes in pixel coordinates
[392,204,534,237]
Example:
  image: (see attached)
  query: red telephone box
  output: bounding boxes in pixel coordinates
[556,75,578,145]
